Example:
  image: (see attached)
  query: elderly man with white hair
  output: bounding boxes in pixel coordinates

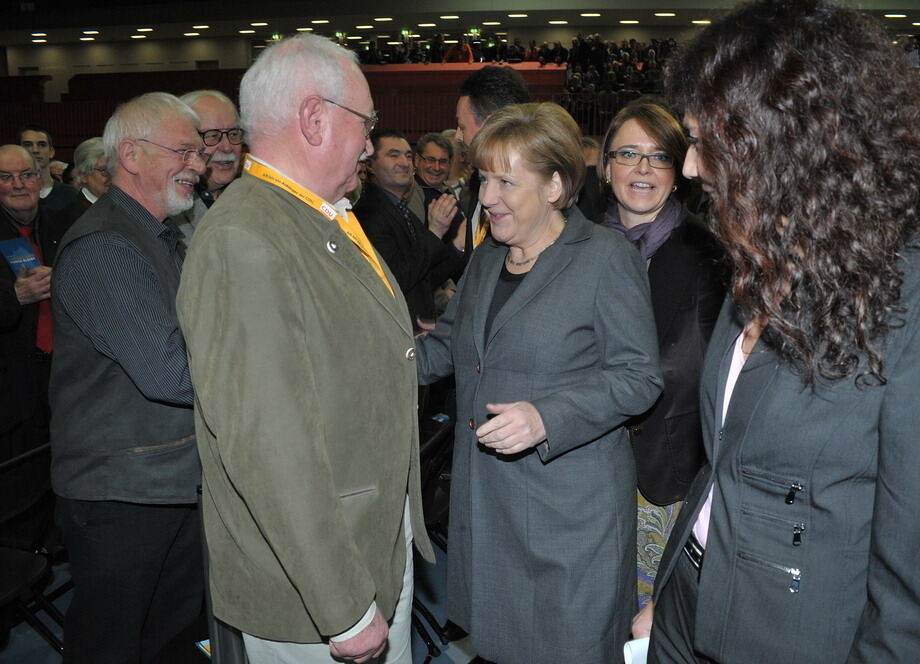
[177,33,433,664]
[50,91,207,664]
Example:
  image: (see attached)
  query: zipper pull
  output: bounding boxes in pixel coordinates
[785,482,804,504]
[792,523,806,546]
[789,569,801,593]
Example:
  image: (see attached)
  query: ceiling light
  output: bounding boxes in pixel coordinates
[440,15,460,19]
[884,14,907,18]
[377,35,391,38]
[184,32,200,36]
[31,32,47,36]
[444,39,458,44]
[355,25,373,29]
[619,20,639,24]
[137,27,154,32]
[508,14,528,18]
[482,21,501,25]
[131,35,147,39]
[409,33,421,37]
[580,13,601,17]
[192,25,209,30]
[80,37,94,41]
[692,20,711,25]
[549,20,568,25]
[83,30,99,34]
[312,19,329,24]
[655,13,676,17]
[239,29,256,34]
[295,27,313,31]
[374,17,393,21]
[387,41,402,44]
[347,36,361,40]
[251,22,268,27]
[31,38,47,43]
[418,23,436,27]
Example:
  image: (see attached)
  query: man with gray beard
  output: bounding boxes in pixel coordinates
[50,92,207,663]
[174,90,243,240]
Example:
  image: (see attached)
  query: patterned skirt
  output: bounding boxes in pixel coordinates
[637,492,682,609]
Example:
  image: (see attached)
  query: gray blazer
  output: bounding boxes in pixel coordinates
[653,244,920,662]
[417,208,662,664]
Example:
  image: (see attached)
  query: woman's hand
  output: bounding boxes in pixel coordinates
[475,402,546,454]
[632,601,654,639]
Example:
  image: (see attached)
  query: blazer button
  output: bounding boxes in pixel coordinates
[631,426,641,436]
[475,361,481,373]
[405,348,416,361]
[326,240,338,253]
[468,418,475,430]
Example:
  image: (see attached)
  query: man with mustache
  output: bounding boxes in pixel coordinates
[174,90,244,241]
[354,128,462,331]
[50,92,207,664]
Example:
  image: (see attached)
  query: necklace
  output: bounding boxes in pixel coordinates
[505,237,558,267]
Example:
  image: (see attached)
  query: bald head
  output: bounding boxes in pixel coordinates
[0,145,41,224]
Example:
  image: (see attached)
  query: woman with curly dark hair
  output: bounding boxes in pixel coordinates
[634,1,920,662]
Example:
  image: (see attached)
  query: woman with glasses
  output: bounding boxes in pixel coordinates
[641,1,920,661]
[414,102,662,663]
[599,101,725,611]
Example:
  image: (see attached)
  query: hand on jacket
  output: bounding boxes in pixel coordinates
[328,607,389,663]
[477,402,546,454]
[632,601,654,639]
[15,266,52,304]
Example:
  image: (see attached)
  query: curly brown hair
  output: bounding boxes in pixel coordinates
[666,0,920,386]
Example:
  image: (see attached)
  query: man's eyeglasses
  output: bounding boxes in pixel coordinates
[607,149,675,169]
[0,171,40,185]
[419,155,450,168]
[137,138,210,164]
[322,98,378,137]
[200,128,244,146]
[92,167,110,177]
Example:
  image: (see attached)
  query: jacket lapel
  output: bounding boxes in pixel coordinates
[648,226,691,345]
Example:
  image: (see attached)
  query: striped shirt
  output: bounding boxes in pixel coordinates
[54,185,193,406]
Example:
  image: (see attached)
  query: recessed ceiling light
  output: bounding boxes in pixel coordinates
[137,27,154,32]
[444,39,458,44]
[184,32,200,37]
[83,30,99,34]
[192,25,209,30]
[295,27,313,32]
[508,14,528,18]
[80,37,94,41]
[884,14,907,18]
[619,20,639,24]
[31,32,47,36]
[131,35,147,39]
[914,21,920,25]
[377,34,390,38]
[692,20,711,24]
[418,23,436,27]
[549,20,568,25]
[254,45,265,49]
[347,36,361,40]
[239,29,256,34]
[374,17,393,22]
[387,41,402,45]
[655,13,676,17]
[251,22,268,27]
[312,19,329,24]
[409,33,421,37]
[580,13,601,17]
[440,15,460,20]
[355,25,373,29]
[482,21,501,25]
[32,38,47,43]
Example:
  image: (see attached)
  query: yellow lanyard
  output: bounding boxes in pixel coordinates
[243,156,394,296]
[474,206,491,248]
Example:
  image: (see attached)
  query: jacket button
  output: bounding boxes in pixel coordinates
[405,348,416,361]
[326,240,338,253]
[475,361,481,373]
[468,418,475,430]
[631,426,641,436]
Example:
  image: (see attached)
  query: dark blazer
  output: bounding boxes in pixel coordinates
[0,207,69,433]
[354,181,461,325]
[652,244,920,662]
[628,215,725,505]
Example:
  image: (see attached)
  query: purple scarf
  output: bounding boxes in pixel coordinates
[602,197,686,261]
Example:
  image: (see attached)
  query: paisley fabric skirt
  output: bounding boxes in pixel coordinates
[637,491,682,609]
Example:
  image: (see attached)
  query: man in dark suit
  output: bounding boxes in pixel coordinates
[0,145,69,472]
[354,129,463,331]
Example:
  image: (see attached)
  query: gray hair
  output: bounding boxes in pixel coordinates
[180,89,239,119]
[416,132,453,160]
[73,137,106,178]
[103,92,199,173]
[240,33,358,139]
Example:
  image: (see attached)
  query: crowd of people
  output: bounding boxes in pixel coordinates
[1,1,919,663]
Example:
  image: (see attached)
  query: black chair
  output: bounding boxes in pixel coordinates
[0,443,66,655]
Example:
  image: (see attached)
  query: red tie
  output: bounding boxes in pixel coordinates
[17,225,53,354]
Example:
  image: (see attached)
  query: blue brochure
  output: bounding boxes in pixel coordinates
[0,237,41,272]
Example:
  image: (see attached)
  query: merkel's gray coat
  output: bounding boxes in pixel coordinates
[652,244,920,662]
[416,208,662,664]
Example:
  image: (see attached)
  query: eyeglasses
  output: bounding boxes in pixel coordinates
[200,128,244,146]
[322,98,378,136]
[0,170,40,185]
[607,149,675,169]
[137,138,210,164]
[419,155,450,168]
[92,167,110,177]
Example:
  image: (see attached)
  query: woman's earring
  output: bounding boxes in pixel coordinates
[671,185,677,193]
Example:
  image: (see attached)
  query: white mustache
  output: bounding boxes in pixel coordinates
[209,154,238,165]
